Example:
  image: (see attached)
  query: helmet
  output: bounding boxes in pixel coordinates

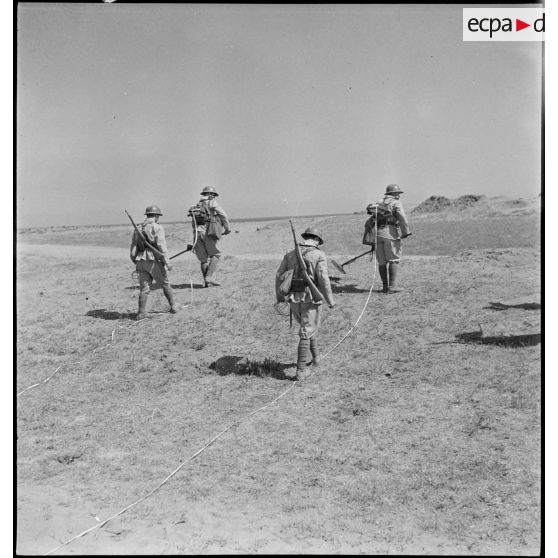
[385,184,404,195]
[200,186,219,196]
[144,205,163,216]
[301,226,324,245]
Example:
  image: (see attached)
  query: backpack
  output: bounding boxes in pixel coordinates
[188,200,211,226]
[277,249,316,296]
[368,200,397,228]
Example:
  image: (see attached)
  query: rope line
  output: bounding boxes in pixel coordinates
[38,217,378,554]
[19,217,199,400]
[17,299,193,399]
[44,381,297,555]
[322,263,377,359]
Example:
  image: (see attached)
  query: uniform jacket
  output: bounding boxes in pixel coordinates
[275,242,334,306]
[130,218,170,265]
[192,196,231,233]
[374,195,411,241]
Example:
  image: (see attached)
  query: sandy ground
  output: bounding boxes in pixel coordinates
[16,213,540,555]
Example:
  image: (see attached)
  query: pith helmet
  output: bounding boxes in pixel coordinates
[301,226,324,245]
[145,205,163,216]
[200,186,219,196]
[385,184,404,195]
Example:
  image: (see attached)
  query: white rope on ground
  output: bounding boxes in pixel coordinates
[16,305,188,398]
[44,381,297,556]
[39,218,377,554]
[17,365,62,397]
[321,262,377,360]
[19,232,198,399]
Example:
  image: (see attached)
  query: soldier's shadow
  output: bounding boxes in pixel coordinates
[86,309,137,320]
[209,355,294,381]
[484,301,541,311]
[124,283,206,290]
[330,283,370,294]
[171,283,206,290]
[455,330,541,348]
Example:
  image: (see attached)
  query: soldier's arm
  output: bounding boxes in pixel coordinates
[213,203,231,233]
[154,226,171,265]
[394,202,411,237]
[315,255,335,307]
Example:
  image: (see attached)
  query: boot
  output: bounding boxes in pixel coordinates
[309,337,321,366]
[205,257,221,287]
[296,338,311,380]
[378,265,389,293]
[163,286,179,313]
[201,262,209,288]
[136,293,148,320]
[387,263,401,293]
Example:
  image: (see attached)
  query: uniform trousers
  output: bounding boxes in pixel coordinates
[136,260,170,295]
[290,301,323,339]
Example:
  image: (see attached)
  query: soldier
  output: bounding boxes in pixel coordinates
[130,205,179,319]
[368,184,412,294]
[188,186,231,287]
[275,227,335,380]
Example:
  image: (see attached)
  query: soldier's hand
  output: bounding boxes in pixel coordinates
[328,303,335,309]
[166,264,173,272]
[223,229,231,235]
[401,232,412,239]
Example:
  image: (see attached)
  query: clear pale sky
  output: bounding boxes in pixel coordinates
[17,3,542,227]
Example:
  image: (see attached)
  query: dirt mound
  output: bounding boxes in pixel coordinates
[454,194,487,209]
[412,194,490,214]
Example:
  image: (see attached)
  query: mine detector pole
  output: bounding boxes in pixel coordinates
[169,245,193,260]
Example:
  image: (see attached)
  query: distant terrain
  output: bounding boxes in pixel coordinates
[16,194,541,555]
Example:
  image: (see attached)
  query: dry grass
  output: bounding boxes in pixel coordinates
[16,213,540,555]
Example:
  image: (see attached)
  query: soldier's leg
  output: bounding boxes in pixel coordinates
[204,237,222,287]
[309,337,320,366]
[308,304,323,365]
[295,302,322,379]
[376,239,389,293]
[136,261,153,319]
[387,240,403,294]
[284,303,307,380]
[296,338,311,379]
[194,235,210,287]
[154,262,179,313]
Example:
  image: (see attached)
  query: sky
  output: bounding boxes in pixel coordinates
[17,3,543,227]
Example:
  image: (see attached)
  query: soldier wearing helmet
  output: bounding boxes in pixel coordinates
[187,186,231,287]
[366,184,412,293]
[130,205,179,319]
[275,226,335,380]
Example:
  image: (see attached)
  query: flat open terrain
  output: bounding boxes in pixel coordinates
[16,211,541,555]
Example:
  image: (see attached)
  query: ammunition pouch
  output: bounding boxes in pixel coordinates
[290,278,307,292]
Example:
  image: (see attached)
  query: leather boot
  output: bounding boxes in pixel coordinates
[205,257,221,287]
[387,263,401,293]
[309,337,321,366]
[201,262,209,288]
[136,293,148,319]
[378,265,389,293]
[163,286,179,313]
[296,338,311,380]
